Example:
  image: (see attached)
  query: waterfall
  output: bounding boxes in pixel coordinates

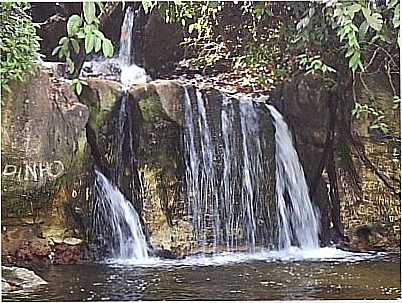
[118,6,135,65]
[183,88,220,250]
[183,88,272,253]
[93,170,149,260]
[267,105,320,249]
[119,6,148,86]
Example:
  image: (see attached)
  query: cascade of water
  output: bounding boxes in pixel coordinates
[184,89,271,253]
[93,170,149,260]
[266,105,320,249]
[82,6,147,85]
[183,88,220,250]
[239,99,264,250]
[183,88,202,244]
[220,99,238,250]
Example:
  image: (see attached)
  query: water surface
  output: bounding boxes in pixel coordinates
[3,248,400,301]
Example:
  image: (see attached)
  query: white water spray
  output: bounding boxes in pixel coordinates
[267,105,320,249]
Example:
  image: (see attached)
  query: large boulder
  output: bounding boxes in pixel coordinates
[2,266,47,292]
[1,67,91,264]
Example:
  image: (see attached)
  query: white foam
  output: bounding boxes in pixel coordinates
[105,247,384,268]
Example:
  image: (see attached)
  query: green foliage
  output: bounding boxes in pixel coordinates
[53,1,114,94]
[140,1,398,135]
[352,102,390,134]
[0,2,40,94]
[295,0,400,74]
[71,78,87,96]
[298,54,336,75]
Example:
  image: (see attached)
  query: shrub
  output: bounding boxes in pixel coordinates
[0,2,40,94]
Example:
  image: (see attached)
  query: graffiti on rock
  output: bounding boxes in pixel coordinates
[2,161,65,182]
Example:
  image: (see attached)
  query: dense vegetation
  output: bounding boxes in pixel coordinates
[1,1,399,132]
[0,2,40,94]
[141,0,399,134]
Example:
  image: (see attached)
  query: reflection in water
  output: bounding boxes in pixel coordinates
[2,253,400,301]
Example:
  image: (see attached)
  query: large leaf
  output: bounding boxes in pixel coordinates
[366,13,383,31]
[67,15,82,37]
[102,38,114,58]
[85,33,95,54]
[347,3,361,15]
[83,2,96,24]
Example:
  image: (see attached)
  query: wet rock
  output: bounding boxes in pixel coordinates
[149,80,184,125]
[2,266,47,290]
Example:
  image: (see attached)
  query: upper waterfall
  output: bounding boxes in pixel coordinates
[118,6,147,86]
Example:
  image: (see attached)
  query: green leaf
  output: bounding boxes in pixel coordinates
[67,15,82,37]
[94,37,102,52]
[85,33,95,54]
[66,57,75,74]
[52,46,61,56]
[76,30,86,39]
[58,37,68,45]
[358,20,369,40]
[102,38,114,57]
[362,7,371,20]
[71,38,80,54]
[367,13,383,31]
[348,3,361,15]
[83,2,96,24]
[93,29,105,39]
[76,80,82,95]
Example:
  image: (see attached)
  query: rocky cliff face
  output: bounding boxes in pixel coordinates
[1,67,91,264]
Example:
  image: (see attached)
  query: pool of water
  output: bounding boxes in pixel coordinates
[3,248,401,301]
